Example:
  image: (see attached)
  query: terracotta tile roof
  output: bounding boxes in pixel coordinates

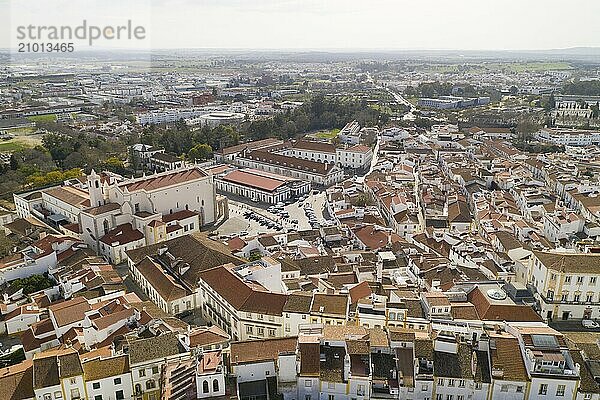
[322,325,367,341]
[99,223,144,246]
[188,325,230,348]
[0,360,34,400]
[227,237,247,251]
[468,287,542,322]
[293,140,336,154]
[450,303,480,320]
[44,186,89,207]
[127,332,182,365]
[222,169,287,192]
[533,251,600,274]
[81,354,129,381]
[230,337,297,365]
[489,333,528,382]
[283,292,313,313]
[120,167,207,192]
[299,342,320,376]
[126,234,245,288]
[353,225,402,251]
[310,293,348,318]
[245,150,335,176]
[199,265,287,315]
[349,281,372,305]
[48,297,91,328]
[33,348,83,388]
[135,257,189,302]
[162,209,199,223]
[84,202,121,216]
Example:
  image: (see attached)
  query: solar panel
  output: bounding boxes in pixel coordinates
[531,334,558,348]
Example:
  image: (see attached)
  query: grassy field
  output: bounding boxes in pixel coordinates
[0,140,30,152]
[0,130,44,153]
[312,128,340,139]
[26,114,57,123]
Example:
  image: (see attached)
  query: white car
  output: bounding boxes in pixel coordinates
[582,320,599,329]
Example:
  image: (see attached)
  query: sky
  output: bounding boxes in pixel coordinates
[2,0,600,51]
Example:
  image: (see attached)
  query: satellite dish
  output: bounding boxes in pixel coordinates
[487,288,507,300]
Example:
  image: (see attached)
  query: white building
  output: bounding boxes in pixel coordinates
[529,251,600,321]
[82,354,133,400]
[536,128,600,147]
[216,168,310,204]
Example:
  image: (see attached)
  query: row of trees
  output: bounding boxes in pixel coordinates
[563,80,600,96]
[0,94,387,198]
[138,94,388,159]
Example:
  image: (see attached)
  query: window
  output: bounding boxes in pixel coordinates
[116,391,124,400]
[577,276,584,284]
[561,292,569,301]
[422,384,429,392]
[114,377,122,385]
[257,327,264,336]
[203,380,209,393]
[448,379,455,387]
[587,293,594,302]
[268,328,276,337]
[146,380,156,390]
[305,380,312,387]
[438,378,444,386]
[54,392,62,399]
[213,379,219,392]
[590,277,597,286]
[265,371,270,376]
[500,385,508,392]
[94,396,103,400]
[152,366,159,374]
[446,395,453,400]
[539,384,548,395]
[516,386,523,393]
[547,290,554,300]
[70,378,77,385]
[305,396,312,400]
[574,293,581,302]
[436,395,443,400]
[556,385,565,396]
[457,396,464,400]
[246,325,253,334]
[475,382,482,390]
[328,383,335,389]
[93,382,101,390]
[44,395,52,400]
[139,369,146,377]
[357,384,365,396]
[70,389,80,399]
[328,396,335,400]
[564,276,571,284]
[458,380,465,388]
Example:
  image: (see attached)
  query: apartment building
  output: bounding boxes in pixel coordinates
[529,251,600,321]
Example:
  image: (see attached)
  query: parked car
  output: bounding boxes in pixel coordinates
[582,320,599,329]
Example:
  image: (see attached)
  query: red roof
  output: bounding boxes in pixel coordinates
[349,281,372,304]
[121,168,207,192]
[222,169,286,192]
[99,223,144,246]
[162,209,199,223]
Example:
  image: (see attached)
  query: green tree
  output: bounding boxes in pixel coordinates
[188,143,213,162]
[516,118,540,143]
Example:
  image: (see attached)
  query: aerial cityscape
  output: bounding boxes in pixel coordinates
[1,1,600,400]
